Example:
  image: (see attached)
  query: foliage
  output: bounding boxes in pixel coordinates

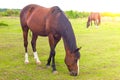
[65,10,89,18]
[1,8,120,18]
[65,11,120,18]
[0,8,20,16]
[0,9,90,18]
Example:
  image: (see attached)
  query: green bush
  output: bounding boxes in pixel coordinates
[0,9,20,17]
[65,10,89,19]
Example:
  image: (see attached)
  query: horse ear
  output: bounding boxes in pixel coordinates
[74,47,82,53]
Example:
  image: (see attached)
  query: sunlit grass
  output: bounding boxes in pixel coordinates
[0,17,120,80]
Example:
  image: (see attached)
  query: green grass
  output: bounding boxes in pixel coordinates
[0,17,120,80]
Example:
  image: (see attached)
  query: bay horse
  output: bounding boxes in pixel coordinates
[87,12,101,28]
[20,4,80,76]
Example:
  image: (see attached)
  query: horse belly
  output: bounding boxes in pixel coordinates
[30,27,48,36]
[27,17,48,36]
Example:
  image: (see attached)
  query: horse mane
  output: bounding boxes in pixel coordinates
[62,24,77,52]
[60,17,77,52]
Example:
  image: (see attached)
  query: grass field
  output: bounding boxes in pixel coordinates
[0,17,120,80]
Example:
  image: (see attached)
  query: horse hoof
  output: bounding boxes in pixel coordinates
[53,71,58,74]
[25,61,29,64]
[36,61,41,65]
[46,65,51,68]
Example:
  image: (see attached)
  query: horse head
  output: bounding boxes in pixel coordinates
[86,16,91,28]
[87,21,90,28]
[65,47,81,76]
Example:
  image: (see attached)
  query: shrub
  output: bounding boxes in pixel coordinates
[65,10,89,19]
[0,8,20,17]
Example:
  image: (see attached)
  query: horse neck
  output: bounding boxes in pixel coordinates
[61,23,77,53]
[87,16,91,22]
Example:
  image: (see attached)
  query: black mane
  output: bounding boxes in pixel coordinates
[58,13,77,52]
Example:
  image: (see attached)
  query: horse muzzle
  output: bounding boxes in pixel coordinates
[69,71,78,76]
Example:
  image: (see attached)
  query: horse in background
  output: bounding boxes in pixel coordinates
[20,4,80,76]
[87,12,101,28]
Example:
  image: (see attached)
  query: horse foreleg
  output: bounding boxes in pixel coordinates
[46,34,56,69]
[95,20,99,28]
[46,51,52,68]
[31,34,41,65]
[91,21,92,26]
[47,34,61,74]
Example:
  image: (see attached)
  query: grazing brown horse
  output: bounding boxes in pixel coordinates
[20,4,80,76]
[87,12,101,28]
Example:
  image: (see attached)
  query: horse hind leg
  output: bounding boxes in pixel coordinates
[31,33,41,65]
[22,26,29,64]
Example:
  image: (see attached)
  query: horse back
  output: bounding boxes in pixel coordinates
[90,12,100,21]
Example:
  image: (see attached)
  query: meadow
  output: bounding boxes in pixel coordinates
[0,17,120,80]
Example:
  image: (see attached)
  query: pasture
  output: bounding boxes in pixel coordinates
[0,17,120,80]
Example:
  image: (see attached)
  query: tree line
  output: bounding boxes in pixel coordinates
[0,8,120,18]
[0,9,89,18]
[0,9,20,16]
